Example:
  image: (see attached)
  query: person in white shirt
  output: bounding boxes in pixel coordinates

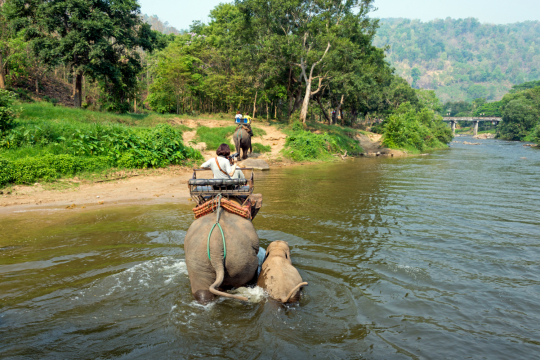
[200,144,244,179]
[235,111,243,123]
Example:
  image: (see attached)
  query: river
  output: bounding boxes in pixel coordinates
[1,136,539,359]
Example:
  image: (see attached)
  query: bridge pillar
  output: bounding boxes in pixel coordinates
[473,121,479,136]
[450,121,456,135]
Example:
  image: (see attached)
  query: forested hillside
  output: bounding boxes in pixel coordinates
[373,18,540,102]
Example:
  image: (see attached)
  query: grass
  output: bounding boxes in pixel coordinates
[252,127,267,137]
[193,125,267,150]
[194,126,237,150]
[17,102,239,129]
[252,143,271,153]
[0,102,204,188]
[304,122,363,155]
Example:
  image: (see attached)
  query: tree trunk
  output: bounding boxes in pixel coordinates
[0,52,5,90]
[252,91,258,118]
[134,97,137,114]
[335,95,344,126]
[299,76,312,124]
[35,77,39,94]
[266,101,269,121]
[74,72,82,108]
[316,96,331,124]
[288,94,294,118]
[275,102,277,119]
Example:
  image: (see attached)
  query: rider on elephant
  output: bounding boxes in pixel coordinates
[243,115,254,136]
[201,144,245,180]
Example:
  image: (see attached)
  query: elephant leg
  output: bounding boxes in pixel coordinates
[193,289,215,304]
[188,273,216,304]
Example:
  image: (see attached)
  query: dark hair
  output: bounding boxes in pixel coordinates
[216,144,231,157]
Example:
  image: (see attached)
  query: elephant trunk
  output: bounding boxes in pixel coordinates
[282,282,308,303]
[208,214,248,302]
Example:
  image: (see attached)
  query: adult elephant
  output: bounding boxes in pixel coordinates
[184,209,259,304]
[233,126,252,160]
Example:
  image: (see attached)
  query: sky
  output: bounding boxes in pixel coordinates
[138,0,540,31]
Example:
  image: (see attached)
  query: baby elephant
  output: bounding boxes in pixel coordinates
[257,240,308,303]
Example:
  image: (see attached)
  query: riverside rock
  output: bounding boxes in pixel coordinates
[239,159,270,171]
[473,134,495,139]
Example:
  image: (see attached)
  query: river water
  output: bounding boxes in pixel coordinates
[1,136,539,359]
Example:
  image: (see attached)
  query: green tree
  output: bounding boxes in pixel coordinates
[411,67,421,88]
[4,0,154,108]
[498,98,540,140]
[147,36,203,114]
[236,0,379,123]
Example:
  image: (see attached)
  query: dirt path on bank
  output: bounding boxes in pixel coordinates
[177,118,287,161]
[0,166,194,213]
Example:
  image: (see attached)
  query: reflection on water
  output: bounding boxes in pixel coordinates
[1,136,539,359]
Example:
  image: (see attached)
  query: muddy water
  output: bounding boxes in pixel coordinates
[1,136,540,359]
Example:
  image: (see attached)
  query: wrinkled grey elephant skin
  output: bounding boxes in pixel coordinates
[184,210,259,304]
[233,127,252,160]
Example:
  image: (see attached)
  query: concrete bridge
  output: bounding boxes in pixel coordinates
[442,117,502,135]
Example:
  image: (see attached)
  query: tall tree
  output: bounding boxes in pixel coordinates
[4,0,153,108]
[236,0,380,123]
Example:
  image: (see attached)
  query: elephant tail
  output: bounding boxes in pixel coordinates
[209,269,248,302]
[282,282,308,303]
[208,225,248,302]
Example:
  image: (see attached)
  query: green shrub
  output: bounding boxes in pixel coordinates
[302,122,363,155]
[283,130,338,161]
[0,90,19,132]
[252,143,271,153]
[382,102,452,152]
[0,154,110,186]
[195,126,237,150]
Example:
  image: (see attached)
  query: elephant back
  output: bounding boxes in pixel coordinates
[184,210,259,287]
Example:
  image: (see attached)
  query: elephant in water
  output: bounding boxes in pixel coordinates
[184,209,259,304]
[233,126,252,160]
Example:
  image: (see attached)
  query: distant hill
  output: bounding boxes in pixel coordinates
[142,14,185,35]
[373,18,540,102]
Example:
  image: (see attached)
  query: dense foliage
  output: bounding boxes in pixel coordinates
[382,103,452,152]
[142,0,413,126]
[374,18,540,102]
[3,0,157,110]
[0,154,109,186]
[0,89,17,131]
[0,114,202,187]
[497,86,540,141]
[283,121,363,161]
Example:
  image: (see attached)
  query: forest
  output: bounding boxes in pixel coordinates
[374,18,540,102]
[0,0,464,187]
